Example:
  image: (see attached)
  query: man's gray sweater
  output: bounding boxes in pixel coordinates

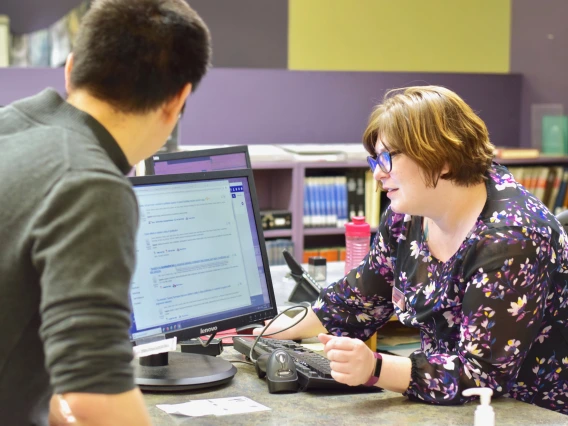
[0,89,138,425]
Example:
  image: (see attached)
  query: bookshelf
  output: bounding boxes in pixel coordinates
[250,151,568,263]
[251,161,297,265]
[250,153,383,263]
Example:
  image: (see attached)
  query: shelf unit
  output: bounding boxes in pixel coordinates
[252,158,375,261]
[252,156,568,261]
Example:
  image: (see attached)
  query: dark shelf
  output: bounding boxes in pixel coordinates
[304,227,345,236]
[497,156,568,166]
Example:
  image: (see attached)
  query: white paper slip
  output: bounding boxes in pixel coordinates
[133,337,177,358]
[156,396,271,417]
[156,401,214,417]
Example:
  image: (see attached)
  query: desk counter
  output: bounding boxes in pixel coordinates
[143,349,567,426]
[269,262,345,309]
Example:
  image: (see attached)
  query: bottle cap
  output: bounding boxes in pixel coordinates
[462,387,493,406]
[308,256,326,266]
[345,216,371,237]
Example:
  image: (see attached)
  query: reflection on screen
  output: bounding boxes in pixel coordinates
[129,176,271,340]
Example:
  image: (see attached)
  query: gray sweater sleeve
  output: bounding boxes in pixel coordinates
[31,170,138,395]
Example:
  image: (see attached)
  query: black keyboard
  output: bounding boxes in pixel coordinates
[233,336,380,392]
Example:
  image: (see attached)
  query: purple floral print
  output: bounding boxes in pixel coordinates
[313,164,568,414]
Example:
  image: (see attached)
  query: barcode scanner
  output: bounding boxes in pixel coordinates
[265,349,298,393]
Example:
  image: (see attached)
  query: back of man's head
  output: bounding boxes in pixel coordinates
[70,0,211,114]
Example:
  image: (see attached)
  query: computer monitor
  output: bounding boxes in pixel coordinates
[128,169,277,391]
[146,145,251,175]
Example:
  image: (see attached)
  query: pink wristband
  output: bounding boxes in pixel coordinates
[364,375,379,387]
[364,352,382,387]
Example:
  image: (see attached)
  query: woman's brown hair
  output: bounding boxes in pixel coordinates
[362,86,494,187]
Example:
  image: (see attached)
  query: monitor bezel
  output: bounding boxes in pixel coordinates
[145,145,252,175]
[128,168,278,342]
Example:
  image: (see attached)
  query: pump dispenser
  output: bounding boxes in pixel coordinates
[462,388,495,426]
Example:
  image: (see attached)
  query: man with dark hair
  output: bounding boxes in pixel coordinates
[0,1,211,424]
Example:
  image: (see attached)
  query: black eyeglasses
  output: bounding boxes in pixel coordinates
[367,151,400,174]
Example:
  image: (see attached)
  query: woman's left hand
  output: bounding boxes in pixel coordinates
[318,333,376,386]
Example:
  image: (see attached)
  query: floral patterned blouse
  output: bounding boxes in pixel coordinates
[313,163,568,414]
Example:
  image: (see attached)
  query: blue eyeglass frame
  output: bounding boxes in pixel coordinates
[367,151,399,174]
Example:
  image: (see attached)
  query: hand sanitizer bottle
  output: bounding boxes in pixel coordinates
[462,387,495,426]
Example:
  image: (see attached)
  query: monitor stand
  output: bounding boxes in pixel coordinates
[134,352,237,391]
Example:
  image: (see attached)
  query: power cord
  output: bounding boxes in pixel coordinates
[247,304,309,363]
[193,303,311,365]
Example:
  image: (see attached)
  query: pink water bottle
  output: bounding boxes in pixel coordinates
[344,216,371,275]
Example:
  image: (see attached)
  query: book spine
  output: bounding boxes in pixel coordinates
[0,15,9,67]
[334,177,342,227]
[355,169,365,218]
[303,178,312,228]
[546,166,562,211]
[325,177,336,227]
[346,170,358,222]
[554,167,568,214]
[534,166,549,202]
[312,177,323,227]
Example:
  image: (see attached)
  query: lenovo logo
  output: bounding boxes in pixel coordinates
[200,326,218,334]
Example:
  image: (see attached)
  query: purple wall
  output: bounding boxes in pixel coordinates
[188,0,288,69]
[510,0,568,147]
[4,1,567,151]
[181,69,521,147]
[0,67,522,148]
[0,68,66,103]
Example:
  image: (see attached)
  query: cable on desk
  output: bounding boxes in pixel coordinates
[225,359,254,366]
[246,304,309,364]
[193,303,311,366]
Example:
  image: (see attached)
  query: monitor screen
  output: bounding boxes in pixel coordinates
[128,169,277,391]
[147,145,251,175]
[128,169,276,343]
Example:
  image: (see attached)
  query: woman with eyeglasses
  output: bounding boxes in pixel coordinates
[255,85,568,414]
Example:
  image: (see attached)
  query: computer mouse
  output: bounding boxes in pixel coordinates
[265,349,298,393]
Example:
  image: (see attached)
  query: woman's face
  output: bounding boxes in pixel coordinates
[373,139,434,215]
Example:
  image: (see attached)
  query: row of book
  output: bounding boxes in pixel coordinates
[3,1,89,67]
[303,170,381,228]
[266,242,349,267]
[301,165,568,230]
[507,165,568,214]
[302,247,346,264]
[265,239,294,266]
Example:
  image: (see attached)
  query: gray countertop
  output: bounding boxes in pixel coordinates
[143,349,568,426]
[142,263,567,424]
